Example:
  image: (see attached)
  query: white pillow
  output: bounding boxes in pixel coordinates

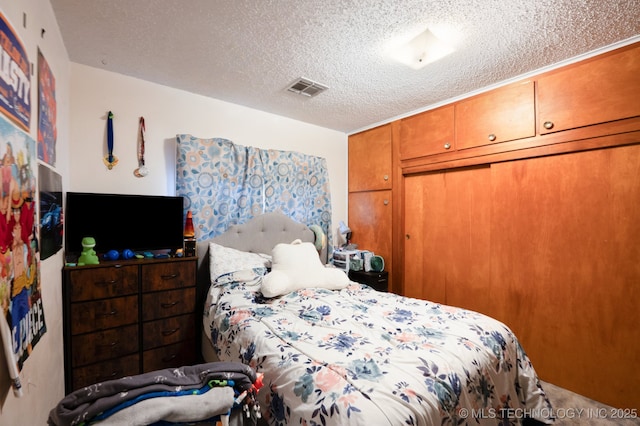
[209,242,270,285]
[261,240,350,298]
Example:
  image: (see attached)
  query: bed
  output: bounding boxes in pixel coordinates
[197,212,554,425]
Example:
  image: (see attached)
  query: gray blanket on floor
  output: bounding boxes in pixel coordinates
[48,362,256,426]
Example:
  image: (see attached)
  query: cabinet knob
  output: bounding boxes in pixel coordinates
[543,121,554,130]
[488,134,497,141]
[383,199,389,205]
[383,174,389,181]
[444,143,451,149]
[405,234,410,239]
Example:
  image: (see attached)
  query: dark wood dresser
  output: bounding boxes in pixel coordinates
[62,257,197,394]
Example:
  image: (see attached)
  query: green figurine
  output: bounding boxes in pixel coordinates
[77,237,100,266]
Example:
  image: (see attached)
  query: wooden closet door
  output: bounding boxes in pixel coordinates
[403,166,491,310]
[490,145,640,409]
[403,172,447,302]
[443,167,492,314]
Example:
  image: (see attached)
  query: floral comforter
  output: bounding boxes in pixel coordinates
[203,281,553,425]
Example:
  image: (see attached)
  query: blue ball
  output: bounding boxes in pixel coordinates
[122,249,134,260]
[104,250,119,260]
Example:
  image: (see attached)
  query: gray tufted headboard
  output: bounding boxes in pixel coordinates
[195,212,317,274]
[194,212,324,351]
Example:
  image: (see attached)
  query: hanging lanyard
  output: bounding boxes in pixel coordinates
[135,117,149,177]
[104,111,118,169]
[107,111,114,163]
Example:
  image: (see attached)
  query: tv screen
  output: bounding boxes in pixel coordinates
[64,192,185,257]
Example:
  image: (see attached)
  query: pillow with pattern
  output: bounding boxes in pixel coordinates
[209,242,270,286]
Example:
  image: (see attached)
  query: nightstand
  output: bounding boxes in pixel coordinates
[348,270,388,292]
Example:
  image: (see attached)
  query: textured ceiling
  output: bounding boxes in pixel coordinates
[49,0,640,134]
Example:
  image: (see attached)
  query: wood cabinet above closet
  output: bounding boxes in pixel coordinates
[537,44,640,135]
[398,42,640,168]
[455,81,535,150]
[399,105,454,160]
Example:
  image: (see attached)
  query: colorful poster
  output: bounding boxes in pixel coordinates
[37,49,56,165]
[0,114,43,372]
[38,165,62,260]
[0,11,31,132]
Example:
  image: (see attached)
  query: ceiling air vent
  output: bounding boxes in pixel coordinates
[286,78,328,97]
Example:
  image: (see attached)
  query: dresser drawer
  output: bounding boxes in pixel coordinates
[67,266,138,302]
[73,354,140,390]
[71,324,139,367]
[141,262,196,292]
[143,314,195,350]
[142,287,196,321]
[142,340,196,372]
[70,295,138,335]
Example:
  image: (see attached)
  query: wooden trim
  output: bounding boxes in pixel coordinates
[402,120,640,175]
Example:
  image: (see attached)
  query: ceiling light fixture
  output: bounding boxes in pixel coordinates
[389,28,454,70]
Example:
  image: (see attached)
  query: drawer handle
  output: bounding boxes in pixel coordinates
[95,279,118,286]
[543,121,554,130]
[162,354,177,363]
[99,340,120,348]
[160,273,179,280]
[161,301,180,309]
[99,309,118,317]
[162,327,180,336]
[488,134,496,141]
[444,143,451,150]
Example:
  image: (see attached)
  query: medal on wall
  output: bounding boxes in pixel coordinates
[103,111,118,169]
[134,116,148,177]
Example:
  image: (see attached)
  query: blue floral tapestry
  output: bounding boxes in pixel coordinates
[176,135,332,246]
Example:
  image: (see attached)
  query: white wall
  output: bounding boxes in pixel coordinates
[69,64,348,239]
[0,0,70,424]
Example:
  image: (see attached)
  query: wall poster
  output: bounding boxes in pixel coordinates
[37,49,56,165]
[38,164,62,260]
[0,11,31,132]
[0,113,44,376]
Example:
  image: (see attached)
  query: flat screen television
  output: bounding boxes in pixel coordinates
[64,192,185,258]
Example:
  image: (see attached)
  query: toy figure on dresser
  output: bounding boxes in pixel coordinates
[77,237,99,266]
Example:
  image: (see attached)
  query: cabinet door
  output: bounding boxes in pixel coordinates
[348,190,392,282]
[403,166,491,312]
[399,105,455,160]
[538,43,640,135]
[455,81,535,150]
[348,124,392,192]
